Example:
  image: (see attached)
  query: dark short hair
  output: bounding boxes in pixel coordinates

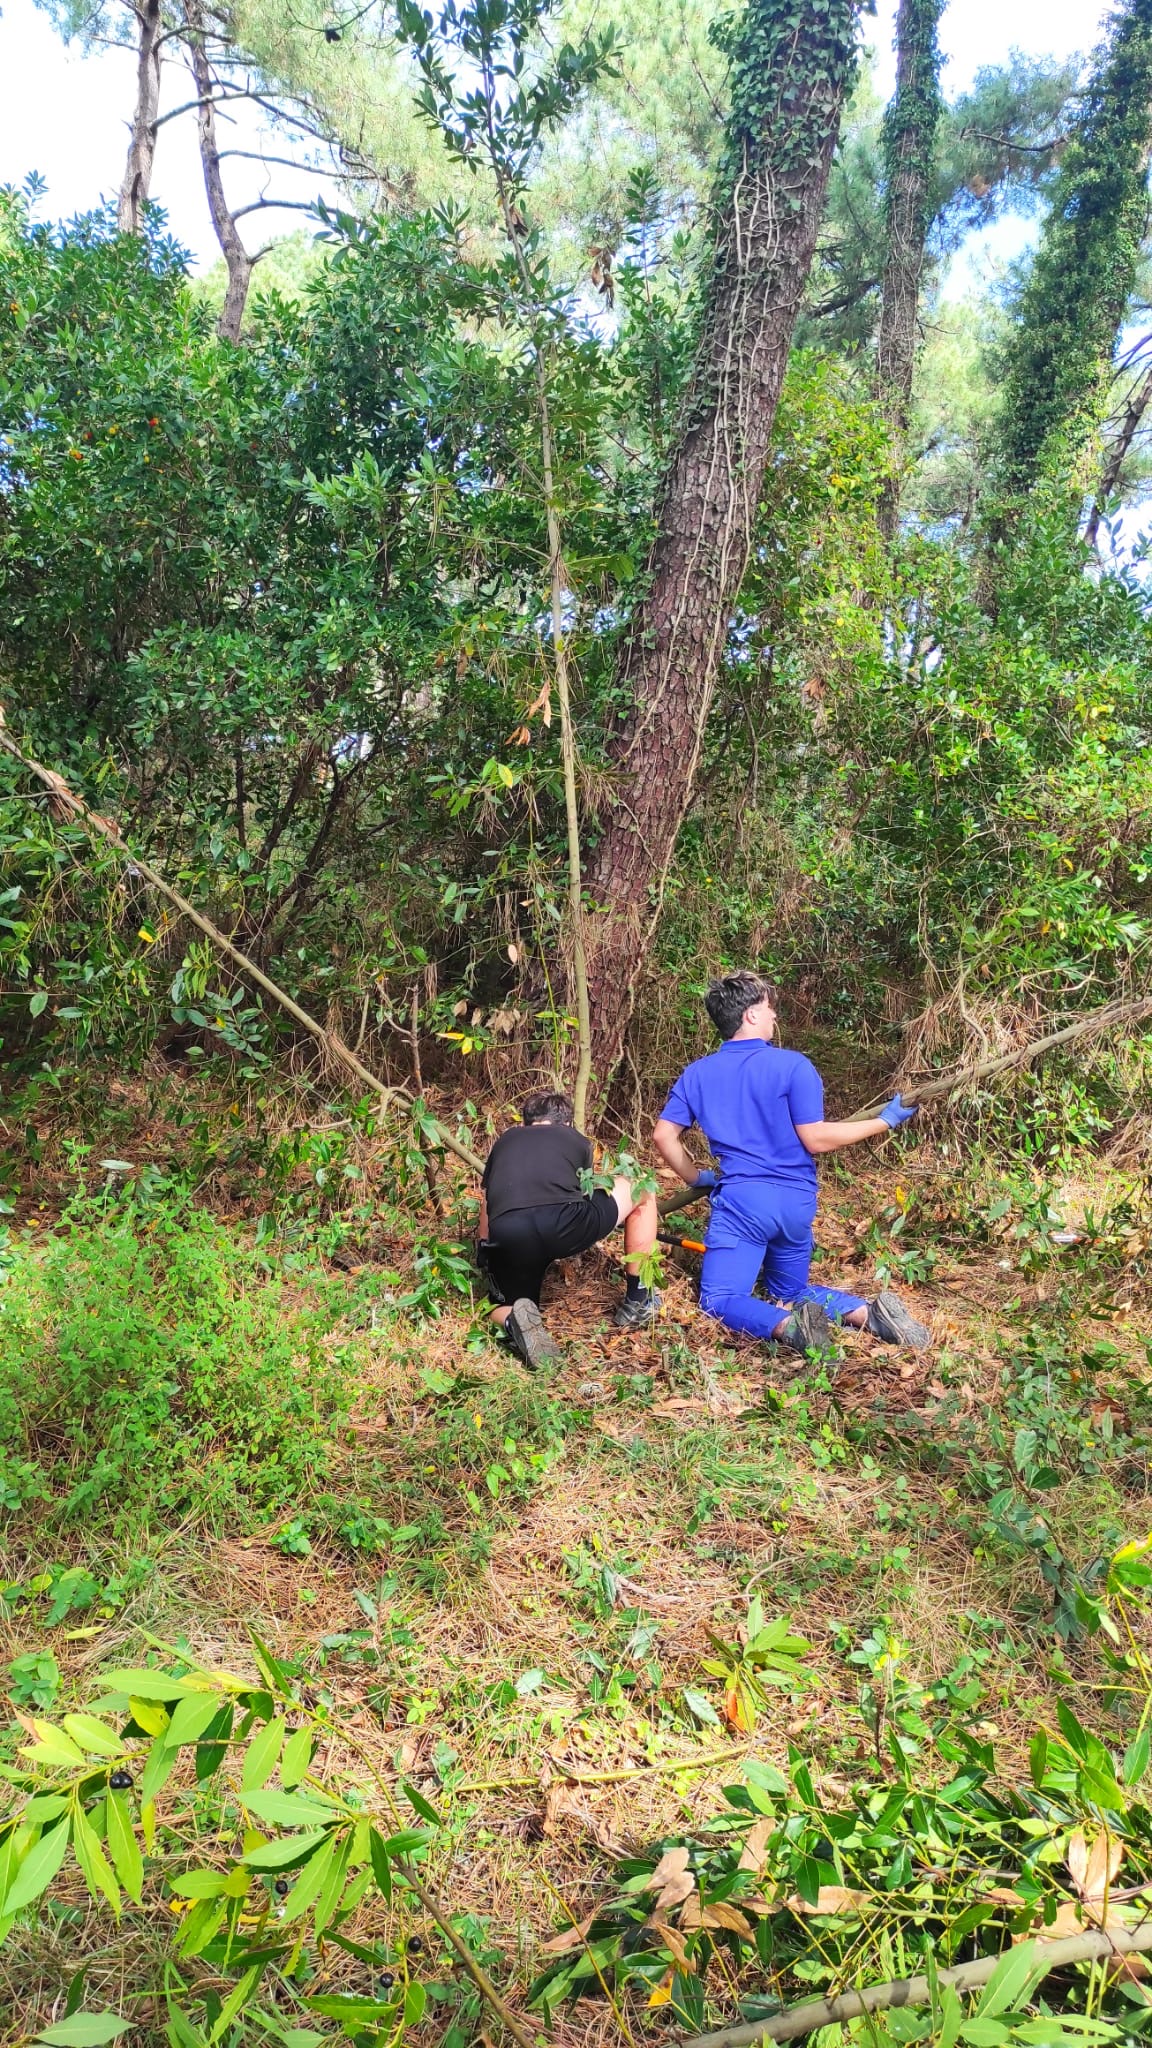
[521,1089,575,1126]
[705,972,779,1041]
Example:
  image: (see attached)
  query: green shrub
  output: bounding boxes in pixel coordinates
[0,1197,356,1529]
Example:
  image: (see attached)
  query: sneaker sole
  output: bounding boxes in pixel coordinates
[507,1298,561,1370]
[870,1292,931,1349]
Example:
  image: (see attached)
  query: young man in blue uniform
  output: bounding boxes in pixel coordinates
[653,971,930,1356]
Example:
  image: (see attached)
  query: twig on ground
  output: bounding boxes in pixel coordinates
[680,1924,1152,2048]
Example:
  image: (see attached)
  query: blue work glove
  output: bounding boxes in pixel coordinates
[694,1168,720,1191]
[878,1094,918,1130]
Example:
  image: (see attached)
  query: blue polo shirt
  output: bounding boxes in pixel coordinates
[660,1039,823,1189]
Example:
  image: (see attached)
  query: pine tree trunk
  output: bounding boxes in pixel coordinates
[583,0,861,1089]
[117,0,164,234]
[185,0,255,341]
[875,0,945,540]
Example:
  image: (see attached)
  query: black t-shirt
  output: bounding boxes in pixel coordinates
[482,1122,593,1225]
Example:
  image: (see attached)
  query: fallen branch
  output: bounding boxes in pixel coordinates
[680,1923,1152,2048]
[0,725,485,1174]
[849,995,1152,1122]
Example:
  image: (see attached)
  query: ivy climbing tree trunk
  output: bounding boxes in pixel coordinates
[990,0,1152,525]
[117,0,164,234]
[583,0,862,1090]
[875,0,945,540]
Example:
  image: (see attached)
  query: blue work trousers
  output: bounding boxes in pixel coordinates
[699,1179,866,1340]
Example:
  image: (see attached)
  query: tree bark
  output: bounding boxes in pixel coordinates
[1085,351,1152,544]
[875,0,945,539]
[184,0,256,341]
[583,0,862,1090]
[117,0,164,234]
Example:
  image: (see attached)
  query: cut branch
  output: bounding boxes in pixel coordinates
[849,992,1152,1119]
[680,1925,1152,2048]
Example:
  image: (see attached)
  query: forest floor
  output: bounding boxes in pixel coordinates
[1,1078,1151,2038]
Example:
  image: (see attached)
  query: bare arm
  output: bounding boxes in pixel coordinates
[794,1117,888,1157]
[653,1117,712,1186]
[478,1191,489,1235]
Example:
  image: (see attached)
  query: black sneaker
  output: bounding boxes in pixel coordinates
[773,1300,836,1356]
[612,1291,661,1329]
[504,1298,561,1370]
[867,1291,931,1349]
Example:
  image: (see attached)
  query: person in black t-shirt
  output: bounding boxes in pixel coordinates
[477,1089,659,1368]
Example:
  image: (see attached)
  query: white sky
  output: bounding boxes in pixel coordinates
[0,0,1114,274]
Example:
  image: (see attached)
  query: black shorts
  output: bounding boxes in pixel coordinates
[480,1192,621,1308]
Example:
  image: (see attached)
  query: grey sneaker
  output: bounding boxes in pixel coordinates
[504,1298,561,1370]
[772,1300,836,1356]
[867,1291,931,1349]
[612,1290,661,1329]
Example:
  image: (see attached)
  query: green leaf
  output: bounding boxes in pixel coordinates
[194,1703,233,1783]
[403,1982,427,2026]
[248,1629,292,1696]
[29,990,48,1018]
[975,1941,1047,2020]
[401,1779,441,1824]
[314,1829,352,1935]
[72,1802,120,1916]
[938,1984,964,2048]
[240,1714,284,1792]
[380,1827,432,1856]
[128,1696,169,1737]
[140,1735,179,1805]
[960,2023,1013,2047]
[1055,1701,1089,1761]
[98,1670,204,1702]
[166,1693,227,1750]
[244,1831,328,1870]
[104,1793,143,1905]
[683,1688,721,1727]
[168,1870,229,1900]
[207,1964,261,2044]
[1123,1727,1150,1785]
[3,1819,71,1914]
[20,1723,87,1769]
[165,2007,207,2048]
[61,1716,125,1761]
[279,1835,340,1923]
[34,2017,131,2046]
[369,1827,393,1904]
[243,1788,338,1828]
[280,1725,312,1789]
